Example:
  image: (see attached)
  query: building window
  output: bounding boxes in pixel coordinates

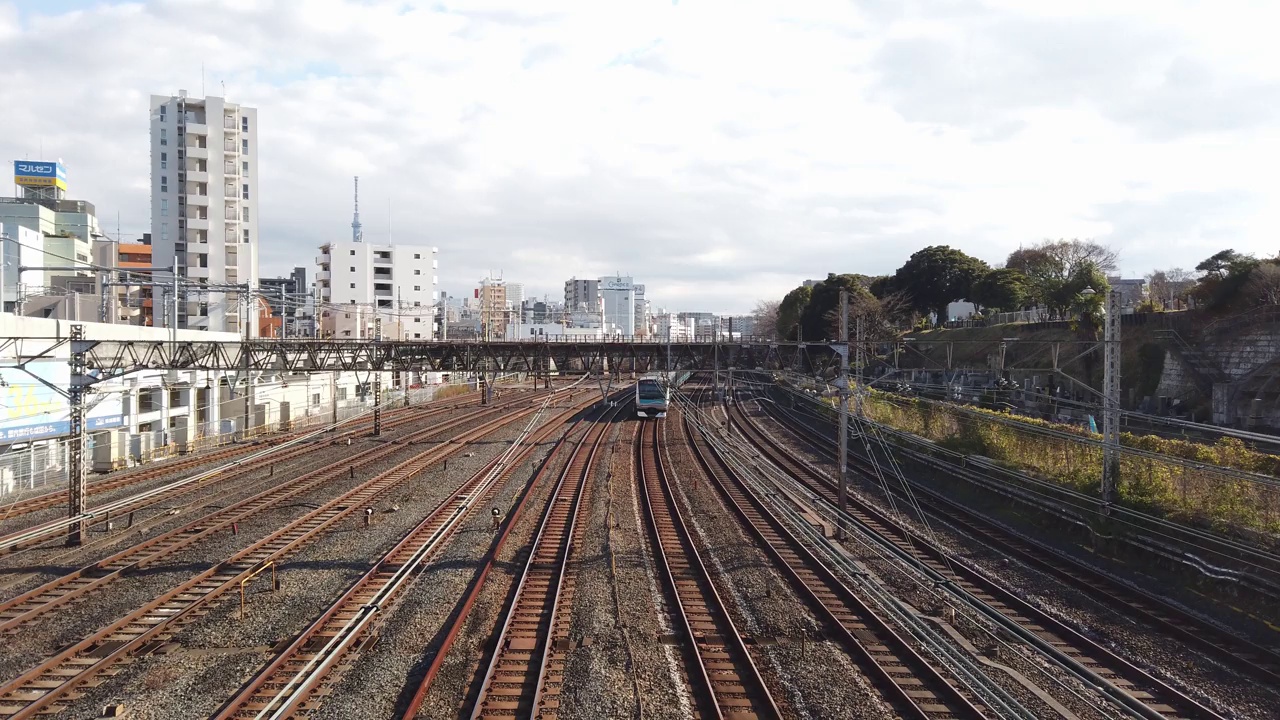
[414,285,421,291]
[160,152,167,170]
[349,250,355,256]
[161,226,169,241]
[242,161,248,174]
[413,301,421,307]
[242,206,249,221]
[242,183,249,200]
[242,138,248,154]
[243,229,250,243]
[160,129,167,146]
[414,253,420,259]
[159,105,167,120]
[242,116,249,132]
[349,266,355,272]
[349,283,355,289]
[414,269,421,275]
[161,199,168,217]
[414,333,421,339]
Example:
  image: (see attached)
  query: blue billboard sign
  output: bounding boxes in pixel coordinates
[13,161,67,190]
[0,362,124,443]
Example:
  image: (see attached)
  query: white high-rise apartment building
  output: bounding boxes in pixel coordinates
[150,92,259,333]
[316,241,439,339]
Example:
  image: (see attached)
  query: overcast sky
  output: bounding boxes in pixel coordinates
[3,1,1278,314]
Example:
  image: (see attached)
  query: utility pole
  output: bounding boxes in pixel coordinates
[837,290,850,523]
[373,317,383,436]
[67,324,87,546]
[241,292,252,440]
[854,312,864,418]
[713,316,721,401]
[373,371,382,436]
[1102,289,1121,506]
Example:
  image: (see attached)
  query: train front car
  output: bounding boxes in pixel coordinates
[635,375,669,418]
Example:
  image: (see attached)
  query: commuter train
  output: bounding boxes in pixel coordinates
[635,371,692,418]
[636,374,669,418]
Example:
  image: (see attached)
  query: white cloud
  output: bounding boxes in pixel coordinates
[1,0,1278,314]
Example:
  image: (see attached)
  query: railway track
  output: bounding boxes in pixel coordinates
[467,401,626,719]
[212,390,599,719]
[397,398,625,719]
[0,395,568,719]
[763,393,1280,689]
[0,398,539,634]
[0,396,470,522]
[727,393,1224,720]
[678,401,986,720]
[0,395,496,554]
[637,417,781,719]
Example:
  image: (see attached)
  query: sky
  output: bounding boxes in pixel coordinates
[2,0,1279,315]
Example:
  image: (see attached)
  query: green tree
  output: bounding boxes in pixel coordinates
[868,275,896,299]
[892,246,989,323]
[799,274,874,341]
[1007,239,1117,319]
[971,268,1028,313]
[1193,249,1260,312]
[777,285,811,340]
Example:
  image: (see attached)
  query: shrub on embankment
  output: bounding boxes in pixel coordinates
[861,392,1280,539]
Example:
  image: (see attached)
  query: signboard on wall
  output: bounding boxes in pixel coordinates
[13,161,68,190]
[0,362,124,443]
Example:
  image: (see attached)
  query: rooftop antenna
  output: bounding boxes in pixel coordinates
[352,176,363,243]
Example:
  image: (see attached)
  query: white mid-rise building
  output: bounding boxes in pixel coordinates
[150,92,259,334]
[599,275,636,336]
[316,240,439,339]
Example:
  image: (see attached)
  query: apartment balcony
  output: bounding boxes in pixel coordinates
[223,141,237,155]
[373,254,393,265]
[223,163,238,176]
[315,270,331,281]
[185,171,208,184]
[185,146,209,160]
[185,122,208,135]
[224,209,240,222]
[186,266,211,280]
[186,193,209,207]
[374,288,394,298]
[186,217,210,231]
[223,116,238,130]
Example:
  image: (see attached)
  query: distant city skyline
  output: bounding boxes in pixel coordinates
[3,2,1277,315]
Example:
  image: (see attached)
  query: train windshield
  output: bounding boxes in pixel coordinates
[637,380,665,400]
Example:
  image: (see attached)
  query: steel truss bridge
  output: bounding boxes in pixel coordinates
[68,339,842,382]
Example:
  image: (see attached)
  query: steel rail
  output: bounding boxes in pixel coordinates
[761,389,1280,683]
[0,398,565,719]
[395,400,615,719]
[468,401,626,719]
[214,388,593,720]
[680,398,986,720]
[737,393,1225,720]
[0,392,489,553]
[0,397,452,521]
[0,401,524,633]
[637,417,781,720]
[682,390,1035,720]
